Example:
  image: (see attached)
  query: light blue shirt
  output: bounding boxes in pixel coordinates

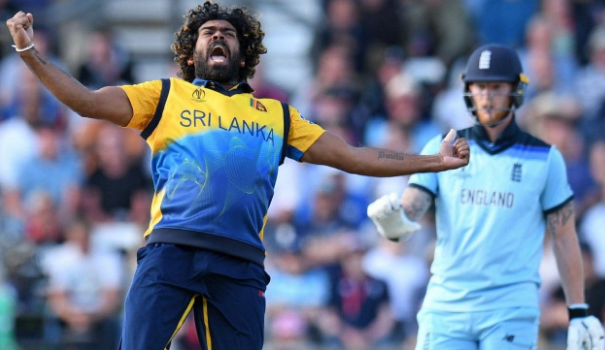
[409,122,573,312]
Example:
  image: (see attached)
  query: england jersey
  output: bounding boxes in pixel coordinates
[408,121,573,312]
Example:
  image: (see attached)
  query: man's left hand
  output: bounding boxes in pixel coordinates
[567,315,605,350]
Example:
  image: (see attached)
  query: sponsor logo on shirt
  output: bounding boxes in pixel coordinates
[453,166,472,179]
[179,110,275,145]
[250,98,267,112]
[460,188,514,208]
[192,87,206,103]
[511,163,522,182]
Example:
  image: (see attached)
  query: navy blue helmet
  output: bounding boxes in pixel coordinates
[461,44,530,118]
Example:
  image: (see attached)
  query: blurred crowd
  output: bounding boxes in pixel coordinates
[0,0,605,349]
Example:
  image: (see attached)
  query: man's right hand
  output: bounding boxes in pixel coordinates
[367,192,421,242]
[439,129,470,170]
[6,11,35,51]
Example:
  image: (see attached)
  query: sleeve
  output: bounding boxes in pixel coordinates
[541,146,574,214]
[407,134,442,196]
[285,106,325,161]
[119,80,163,131]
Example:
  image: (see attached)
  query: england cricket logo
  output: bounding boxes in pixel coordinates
[479,50,491,70]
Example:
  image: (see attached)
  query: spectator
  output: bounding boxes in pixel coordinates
[82,126,151,223]
[363,239,429,344]
[264,243,330,348]
[365,72,441,154]
[400,0,475,68]
[317,239,395,350]
[42,218,123,350]
[3,126,81,224]
[576,24,605,121]
[0,65,62,200]
[580,140,605,278]
[540,242,605,346]
[76,28,134,90]
[312,0,364,72]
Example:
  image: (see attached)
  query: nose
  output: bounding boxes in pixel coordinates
[212,31,225,41]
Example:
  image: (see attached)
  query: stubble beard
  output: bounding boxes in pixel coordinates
[194,45,241,84]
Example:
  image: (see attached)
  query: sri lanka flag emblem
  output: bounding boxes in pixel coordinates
[250,98,267,112]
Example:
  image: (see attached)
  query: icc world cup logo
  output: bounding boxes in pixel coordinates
[192,88,206,101]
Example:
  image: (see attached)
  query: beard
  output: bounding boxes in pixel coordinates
[193,44,241,83]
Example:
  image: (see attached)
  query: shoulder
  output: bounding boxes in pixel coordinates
[515,130,551,149]
[456,126,474,140]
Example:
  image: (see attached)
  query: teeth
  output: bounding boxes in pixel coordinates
[210,56,226,63]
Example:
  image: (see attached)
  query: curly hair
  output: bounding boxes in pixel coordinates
[171,1,267,83]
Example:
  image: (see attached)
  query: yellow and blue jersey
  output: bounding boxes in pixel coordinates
[120,78,324,266]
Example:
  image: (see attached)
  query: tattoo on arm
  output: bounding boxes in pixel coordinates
[27,49,79,80]
[377,151,404,161]
[33,49,47,65]
[403,188,432,221]
[547,201,574,235]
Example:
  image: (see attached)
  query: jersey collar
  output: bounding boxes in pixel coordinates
[471,116,520,155]
[192,78,254,96]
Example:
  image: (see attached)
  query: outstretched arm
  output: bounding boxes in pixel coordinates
[6,12,133,126]
[302,129,469,175]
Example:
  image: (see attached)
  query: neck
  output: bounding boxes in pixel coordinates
[483,113,513,143]
[196,76,239,91]
[221,82,237,90]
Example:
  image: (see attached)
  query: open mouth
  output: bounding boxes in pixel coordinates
[210,46,227,63]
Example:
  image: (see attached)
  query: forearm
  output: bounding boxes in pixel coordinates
[553,231,585,305]
[302,130,468,175]
[548,202,585,305]
[322,146,444,177]
[401,187,432,221]
[17,48,98,118]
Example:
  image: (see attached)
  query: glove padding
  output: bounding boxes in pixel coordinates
[567,316,605,350]
[367,192,421,242]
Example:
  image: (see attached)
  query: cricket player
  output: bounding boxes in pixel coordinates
[368,44,605,350]
[6,2,469,349]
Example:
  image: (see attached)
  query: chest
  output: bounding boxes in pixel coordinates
[438,146,548,208]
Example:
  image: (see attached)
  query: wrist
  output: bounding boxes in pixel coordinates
[568,303,589,320]
[423,154,444,172]
[12,42,35,53]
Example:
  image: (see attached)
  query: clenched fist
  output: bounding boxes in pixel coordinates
[439,129,470,170]
[6,11,35,51]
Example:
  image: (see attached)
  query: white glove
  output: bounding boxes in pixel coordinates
[568,316,605,350]
[367,192,421,242]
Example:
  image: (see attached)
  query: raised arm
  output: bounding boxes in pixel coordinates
[301,129,469,176]
[6,12,133,126]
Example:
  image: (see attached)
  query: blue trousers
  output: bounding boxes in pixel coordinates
[118,243,269,350]
[415,307,539,350]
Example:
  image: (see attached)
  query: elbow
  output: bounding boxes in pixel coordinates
[75,90,102,120]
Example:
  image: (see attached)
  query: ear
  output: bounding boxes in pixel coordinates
[240,58,245,67]
[188,58,194,66]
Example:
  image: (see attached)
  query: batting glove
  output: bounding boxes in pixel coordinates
[367,192,421,242]
[567,305,605,350]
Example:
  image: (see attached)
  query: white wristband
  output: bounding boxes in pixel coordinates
[11,42,35,52]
